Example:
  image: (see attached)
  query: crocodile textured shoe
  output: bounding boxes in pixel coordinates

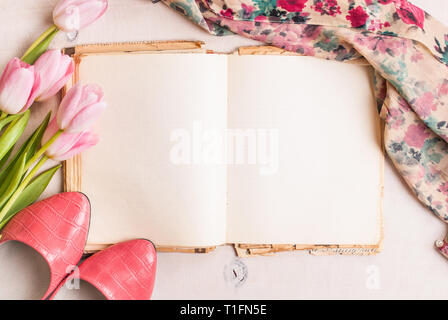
[50,239,157,300]
[0,192,91,299]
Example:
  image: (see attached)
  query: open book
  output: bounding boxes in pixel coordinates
[64,41,384,256]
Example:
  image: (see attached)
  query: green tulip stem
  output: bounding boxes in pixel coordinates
[21,24,59,60]
[24,130,63,172]
[0,112,7,121]
[0,155,48,223]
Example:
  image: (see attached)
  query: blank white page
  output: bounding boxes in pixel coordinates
[79,53,228,247]
[226,55,383,245]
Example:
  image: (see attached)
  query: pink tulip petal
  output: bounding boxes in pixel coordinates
[50,132,83,157]
[78,0,108,29]
[53,14,77,33]
[65,101,106,133]
[0,68,35,114]
[44,122,84,159]
[35,50,61,84]
[79,84,103,109]
[43,118,82,157]
[53,0,80,15]
[53,0,107,32]
[55,131,100,161]
[24,68,41,110]
[37,54,74,101]
[0,58,29,93]
[42,117,60,145]
[53,54,75,84]
[0,58,19,89]
[38,72,72,101]
[34,50,62,99]
[57,83,83,129]
[54,0,98,15]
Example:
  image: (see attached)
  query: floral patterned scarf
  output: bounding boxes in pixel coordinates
[161,0,448,256]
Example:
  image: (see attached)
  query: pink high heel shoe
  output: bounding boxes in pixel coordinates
[0,192,90,299]
[50,239,157,300]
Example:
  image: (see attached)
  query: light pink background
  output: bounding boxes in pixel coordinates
[0,0,447,299]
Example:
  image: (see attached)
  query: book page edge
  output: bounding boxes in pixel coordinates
[64,42,385,256]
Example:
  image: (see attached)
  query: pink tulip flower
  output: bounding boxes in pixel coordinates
[34,50,75,102]
[43,118,100,161]
[53,0,108,33]
[57,83,106,133]
[0,58,40,114]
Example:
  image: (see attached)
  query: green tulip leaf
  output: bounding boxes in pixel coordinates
[21,111,51,163]
[0,148,13,171]
[0,110,30,163]
[0,111,50,182]
[22,28,59,65]
[0,151,26,209]
[0,114,20,132]
[0,164,61,229]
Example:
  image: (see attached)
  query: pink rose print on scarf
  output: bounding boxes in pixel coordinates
[378,0,425,29]
[353,33,409,56]
[406,165,425,185]
[241,3,254,17]
[414,92,437,118]
[367,19,391,32]
[311,0,341,17]
[220,8,234,19]
[436,237,448,256]
[439,182,448,196]
[346,6,369,28]
[277,0,308,12]
[386,107,405,129]
[410,51,424,63]
[404,123,431,148]
[269,24,321,55]
[438,81,448,97]
[396,0,425,29]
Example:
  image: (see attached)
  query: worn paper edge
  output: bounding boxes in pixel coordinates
[63,41,384,257]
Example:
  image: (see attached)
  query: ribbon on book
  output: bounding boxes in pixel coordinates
[160,0,448,257]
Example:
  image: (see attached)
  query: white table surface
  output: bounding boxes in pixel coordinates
[1,0,448,300]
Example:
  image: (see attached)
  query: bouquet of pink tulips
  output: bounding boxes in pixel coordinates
[0,0,108,229]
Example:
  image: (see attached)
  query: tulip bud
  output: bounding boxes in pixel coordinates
[57,83,106,133]
[43,117,99,161]
[0,58,40,114]
[34,50,75,102]
[53,0,108,33]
